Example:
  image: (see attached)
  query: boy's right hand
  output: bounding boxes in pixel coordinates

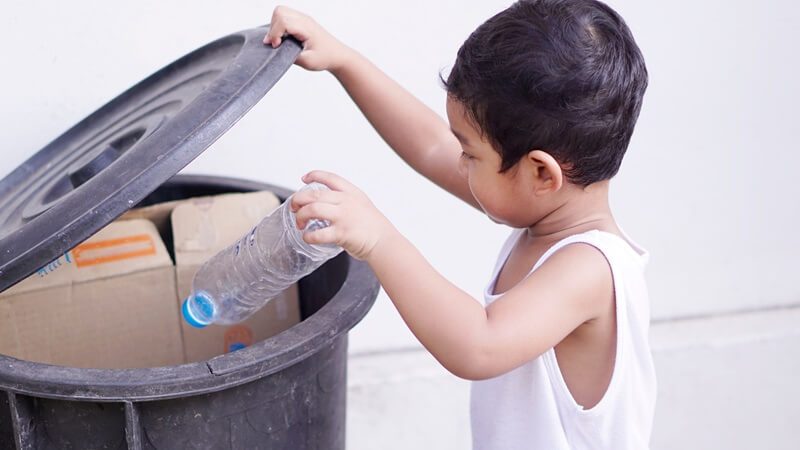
[264,6,351,73]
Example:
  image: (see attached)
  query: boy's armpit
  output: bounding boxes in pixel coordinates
[478,243,614,378]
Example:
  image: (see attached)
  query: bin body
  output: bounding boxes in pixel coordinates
[0,175,379,450]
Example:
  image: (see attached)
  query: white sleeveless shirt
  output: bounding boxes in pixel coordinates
[470,229,656,450]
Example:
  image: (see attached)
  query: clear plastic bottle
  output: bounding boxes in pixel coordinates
[182,182,342,328]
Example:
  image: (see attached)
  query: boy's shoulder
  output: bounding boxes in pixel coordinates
[535,229,647,273]
[497,229,614,296]
[498,228,645,301]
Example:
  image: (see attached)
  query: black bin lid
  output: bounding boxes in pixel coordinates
[0,26,301,292]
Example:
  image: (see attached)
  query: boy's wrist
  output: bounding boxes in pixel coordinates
[362,223,406,267]
[328,45,362,78]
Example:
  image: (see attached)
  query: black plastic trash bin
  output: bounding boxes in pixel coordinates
[0,25,379,450]
[0,174,378,449]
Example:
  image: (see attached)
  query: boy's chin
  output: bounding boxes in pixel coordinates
[485,213,516,227]
[487,215,505,225]
[485,212,536,229]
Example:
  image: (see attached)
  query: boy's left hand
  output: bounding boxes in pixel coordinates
[291,170,395,261]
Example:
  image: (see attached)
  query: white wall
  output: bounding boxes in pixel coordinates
[1,0,797,448]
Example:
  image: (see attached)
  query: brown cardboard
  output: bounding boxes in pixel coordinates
[0,219,182,368]
[0,190,302,369]
[171,191,301,363]
[118,198,185,242]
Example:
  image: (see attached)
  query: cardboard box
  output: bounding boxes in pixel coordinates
[0,190,301,368]
[170,191,300,363]
[0,219,181,368]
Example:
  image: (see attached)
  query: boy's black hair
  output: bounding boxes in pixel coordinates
[444,0,647,186]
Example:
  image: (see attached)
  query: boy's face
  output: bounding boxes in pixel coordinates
[447,98,538,228]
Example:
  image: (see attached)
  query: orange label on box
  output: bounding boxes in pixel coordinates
[224,325,254,353]
[73,234,157,268]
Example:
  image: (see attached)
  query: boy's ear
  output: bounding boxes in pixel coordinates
[527,150,564,194]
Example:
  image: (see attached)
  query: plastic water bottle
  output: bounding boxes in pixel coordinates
[182,182,342,328]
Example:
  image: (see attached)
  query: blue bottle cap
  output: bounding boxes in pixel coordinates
[182,293,215,328]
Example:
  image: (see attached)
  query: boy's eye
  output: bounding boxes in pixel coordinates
[460,151,474,160]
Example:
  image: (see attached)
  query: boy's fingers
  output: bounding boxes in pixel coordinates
[302,226,338,247]
[302,170,357,193]
[265,6,293,46]
[290,189,342,211]
[266,6,313,48]
[295,202,339,229]
[265,19,285,46]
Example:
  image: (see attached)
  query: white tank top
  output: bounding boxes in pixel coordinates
[470,229,656,450]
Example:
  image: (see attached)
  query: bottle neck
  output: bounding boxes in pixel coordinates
[281,198,342,261]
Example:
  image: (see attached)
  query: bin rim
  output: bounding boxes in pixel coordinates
[0,175,380,402]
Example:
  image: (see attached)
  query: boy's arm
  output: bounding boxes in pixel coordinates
[265,6,478,209]
[293,171,614,380]
[369,226,613,380]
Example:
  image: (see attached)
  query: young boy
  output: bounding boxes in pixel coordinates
[267,0,655,448]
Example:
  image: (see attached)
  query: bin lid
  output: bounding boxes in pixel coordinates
[0,27,301,292]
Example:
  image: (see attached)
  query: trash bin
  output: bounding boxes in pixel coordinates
[0,25,379,450]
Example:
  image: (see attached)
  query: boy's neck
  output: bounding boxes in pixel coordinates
[526,180,620,241]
